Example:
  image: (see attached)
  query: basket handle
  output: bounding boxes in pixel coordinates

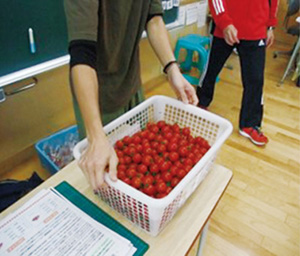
[73,138,88,160]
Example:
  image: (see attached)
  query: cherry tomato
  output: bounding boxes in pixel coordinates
[128,147,137,156]
[171,177,180,188]
[157,144,167,153]
[116,140,124,150]
[150,125,159,134]
[178,146,188,157]
[157,120,166,129]
[161,126,171,134]
[135,144,143,153]
[170,166,178,176]
[184,158,194,166]
[182,127,191,136]
[179,139,188,147]
[142,155,153,166]
[136,164,147,175]
[161,171,172,182]
[143,184,156,196]
[131,177,142,189]
[117,170,126,179]
[147,132,156,141]
[132,153,142,163]
[167,142,178,152]
[154,156,164,165]
[142,175,154,185]
[164,132,173,140]
[155,134,164,142]
[124,156,132,164]
[123,136,132,145]
[166,186,172,194]
[122,177,131,185]
[128,163,137,170]
[151,141,159,149]
[126,168,137,179]
[141,129,150,137]
[160,161,171,172]
[117,164,127,172]
[172,123,181,133]
[169,152,179,162]
[143,147,152,155]
[150,164,159,174]
[177,169,186,179]
[155,182,167,193]
[132,135,142,145]
[116,150,124,158]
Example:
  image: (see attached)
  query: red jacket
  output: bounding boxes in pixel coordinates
[209,0,279,40]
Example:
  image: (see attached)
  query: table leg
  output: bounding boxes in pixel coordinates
[196,221,209,256]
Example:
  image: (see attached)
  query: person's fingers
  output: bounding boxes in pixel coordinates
[94,162,106,189]
[266,38,270,48]
[79,157,97,191]
[232,31,240,44]
[186,85,198,105]
[178,87,189,104]
[108,152,118,182]
[267,36,274,48]
[225,33,234,46]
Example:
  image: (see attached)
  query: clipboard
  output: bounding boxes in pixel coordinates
[55,181,149,256]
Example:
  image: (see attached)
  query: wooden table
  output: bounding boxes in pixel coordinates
[1,162,232,256]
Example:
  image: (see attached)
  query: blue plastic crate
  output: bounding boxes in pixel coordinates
[35,125,79,174]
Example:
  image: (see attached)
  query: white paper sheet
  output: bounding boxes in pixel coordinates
[186,3,199,25]
[197,1,208,28]
[178,6,186,26]
[0,189,136,256]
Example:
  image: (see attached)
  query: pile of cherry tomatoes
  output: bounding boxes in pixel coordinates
[115,121,210,199]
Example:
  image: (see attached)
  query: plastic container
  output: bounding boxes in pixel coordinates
[35,125,79,174]
[73,96,232,236]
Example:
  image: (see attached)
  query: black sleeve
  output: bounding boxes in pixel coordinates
[146,13,163,23]
[68,40,97,70]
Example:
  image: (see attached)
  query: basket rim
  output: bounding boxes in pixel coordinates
[73,95,233,207]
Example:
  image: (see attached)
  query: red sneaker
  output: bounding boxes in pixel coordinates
[239,127,269,146]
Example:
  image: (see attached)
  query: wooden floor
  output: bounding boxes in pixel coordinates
[1,40,299,256]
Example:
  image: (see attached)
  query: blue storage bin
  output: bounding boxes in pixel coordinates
[35,125,79,174]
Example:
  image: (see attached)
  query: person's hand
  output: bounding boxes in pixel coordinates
[266,29,275,48]
[223,24,240,46]
[167,64,198,105]
[78,133,118,191]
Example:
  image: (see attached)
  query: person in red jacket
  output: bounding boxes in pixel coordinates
[197,0,279,146]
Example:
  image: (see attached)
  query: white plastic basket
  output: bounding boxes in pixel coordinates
[73,95,232,236]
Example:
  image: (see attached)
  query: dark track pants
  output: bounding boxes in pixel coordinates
[197,37,266,129]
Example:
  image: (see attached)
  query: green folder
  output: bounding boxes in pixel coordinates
[55,181,149,256]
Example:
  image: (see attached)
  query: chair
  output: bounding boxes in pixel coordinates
[273,0,299,58]
[273,0,300,85]
[174,34,211,85]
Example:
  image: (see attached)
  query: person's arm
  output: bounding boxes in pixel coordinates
[267,0,279,28]
[71,65,118,190]
[146,16,198,105]
[208,0,239,45]
[64,0,117,190]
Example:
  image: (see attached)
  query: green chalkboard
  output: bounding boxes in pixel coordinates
[0,1,178,78]
[0,0,68,77]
